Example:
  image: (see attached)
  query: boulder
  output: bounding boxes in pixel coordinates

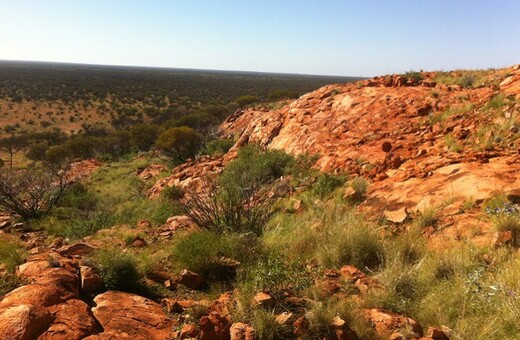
[0,304,53,340]
[80,266,103,294]
[230,322,256,340]
[252,292,275,308]
[39,299,100,340]
[176,269,205,290]
[364,308,423,339]
[90,291,174,340]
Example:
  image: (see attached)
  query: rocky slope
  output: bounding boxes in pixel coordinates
[2,65,520,339]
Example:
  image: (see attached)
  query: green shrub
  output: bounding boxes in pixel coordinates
[161,185,184,202]
[235,95,259,107]
[312,173,345,198]
[185,146,293,235]
[251,310,292,340]
[350,176,369,202]
[171,231,261,280]
[91,249,142,292]
[415,207,437,227]
[0,274,23,296]
[459,74,475,88]
[200,138,235,156]
[246,252,313,299]
[404,71,423,82]
[155,126,203,161]
[0,236,27,273]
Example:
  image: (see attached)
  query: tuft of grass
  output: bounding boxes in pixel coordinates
[267,203,385,271]
[415,207,437,227]
[312,173,346,198]
[0,235,27,273]
[251,309,293,340]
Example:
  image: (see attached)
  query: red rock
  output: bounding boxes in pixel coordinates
[275,312,293,325]
[130,235,147,248]
[424,326,451,340]
[57,243,96,257]
[293,316,310,336]
[176,269,205,290]
[137,220,152,228]
[252,292,275,308]
[179,323,199,339]
[161,298,184,313]
[384,207,409,223]
[39,299,100,340]
[80,266,103,294]
[491,231,512,247]
[230,322,256,340]
[0,304,53,340]
[364,308,423,338]
[199,312,232,340]
[331,316,359,340]
[90,291,174,340]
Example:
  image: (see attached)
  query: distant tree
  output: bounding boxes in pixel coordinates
[155,126,203,161]
[129,124,159,151]
[235,95,259,108]
[0,135,28,168]
[268,89,299,101]
[26,142,49,161]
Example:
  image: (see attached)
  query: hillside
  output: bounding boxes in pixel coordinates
[0,65,520,339]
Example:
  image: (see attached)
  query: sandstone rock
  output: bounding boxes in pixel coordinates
[230,322,256,340]
[384,207,409,223]
[176,269,205,290]
[91,291,174,340]
[39,299,100,340]
[293,316,310,336]
[80,266,103,294]
[275,312,293,325]
[424,326,451,340]
[491,231,512,247]
[199,312,232,340]
[0,304,53,340]
[161,298,184,314]
[130,235,147,248]
[252,292,275,308]
[137,220,152,228]
[57,242,96,257]
[179,323,199,339]
[331,316,359,340]
[364,308,423,339]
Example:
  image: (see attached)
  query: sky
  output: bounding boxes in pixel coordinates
[0,1,519,77]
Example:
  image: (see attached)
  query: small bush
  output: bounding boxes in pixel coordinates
[0,274,23,296]
[251,309,292,340]
[200,138,234,156]
[312,173,345,198]
[0,236,27,273]
[415,207,437,227]
[235,95,259,107]
[185,147,293,235]
[90,249,143,292]
[350,176,369,202]
[161,185,184,202]
[404,71,423,82]
[171,231,261,280]
[246,253,313,299]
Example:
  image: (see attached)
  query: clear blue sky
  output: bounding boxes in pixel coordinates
[0,1,519,77]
